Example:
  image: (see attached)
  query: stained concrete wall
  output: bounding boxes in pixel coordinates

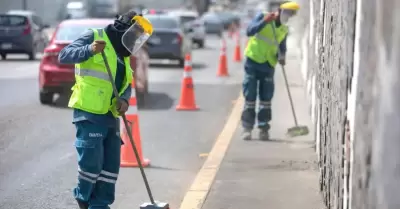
[295,0,400,208]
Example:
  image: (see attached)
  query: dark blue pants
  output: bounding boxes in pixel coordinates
[73,120,121,209]
[241,65,275,131]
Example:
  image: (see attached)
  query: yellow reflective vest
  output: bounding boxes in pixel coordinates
[244,14,288,67]
[68,28,133,117]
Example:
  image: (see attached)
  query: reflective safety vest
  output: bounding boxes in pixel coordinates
[244,14,288,67]
[68,28,133,117]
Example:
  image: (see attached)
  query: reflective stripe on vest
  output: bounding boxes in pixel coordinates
[74,29,109,81]
[254,33,276,46]
[75,68,109,81]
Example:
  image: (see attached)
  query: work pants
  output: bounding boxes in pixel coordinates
[241,67,275,131]
[73,120,121,209]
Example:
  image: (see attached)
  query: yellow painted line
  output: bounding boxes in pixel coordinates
[178,94,244,209]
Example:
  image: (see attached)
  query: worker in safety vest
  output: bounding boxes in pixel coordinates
[241,1,300,141]
[58,11,150,209]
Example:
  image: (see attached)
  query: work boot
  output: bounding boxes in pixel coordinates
[241,128,252,141]
[259,129,270,141]
[76,199,89,209]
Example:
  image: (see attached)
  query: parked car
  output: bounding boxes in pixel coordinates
[0,10,49,60]
[65,1,89,20]
[142,9,167,15]
[200,12,224,36]
[168,10,206,48]
[144,14,192,67]
[214,11,240,30]
[38,18,150,106]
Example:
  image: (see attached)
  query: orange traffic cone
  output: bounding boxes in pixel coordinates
[176,53,199,111]
[120,81,150,167]
[233,32,242,62]
[217,38,229,77]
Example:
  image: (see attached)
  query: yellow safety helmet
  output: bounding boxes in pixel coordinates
[280,1,300,11]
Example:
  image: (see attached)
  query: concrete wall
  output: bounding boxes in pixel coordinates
[294,0,400,208]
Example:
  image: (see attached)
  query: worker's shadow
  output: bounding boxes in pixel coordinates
[48,93,70,108]
[48,91,175,110]
[150,62,207,70]
[138,91,175,110]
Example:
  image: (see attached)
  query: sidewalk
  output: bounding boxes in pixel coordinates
[179,36,325,209]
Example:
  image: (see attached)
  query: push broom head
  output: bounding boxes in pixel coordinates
[287,126,309,137]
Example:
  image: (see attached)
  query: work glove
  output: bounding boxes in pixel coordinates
[117,99,129,114]
[264,12,278,23]
[91,40,106,54]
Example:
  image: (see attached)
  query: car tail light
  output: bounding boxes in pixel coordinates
[23,22,31,35]
[42,45,62,66]
[172,34,182,45]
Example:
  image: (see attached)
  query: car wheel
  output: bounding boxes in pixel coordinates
[198,40,205,48]
[39,92,53,105]
[136,89,146,108]
[28,43,37,60]
[178,58,185,68]
[1,53,6,60]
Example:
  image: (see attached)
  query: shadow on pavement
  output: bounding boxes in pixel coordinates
[49,93,70,108]
[139,91,175,110]
[149,62,207,70]
[267,138,315,145]
[0,58,38,62]
[48,91,175,111]
[196,46,216,51]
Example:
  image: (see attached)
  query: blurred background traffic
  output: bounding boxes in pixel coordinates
[0,0,282,106]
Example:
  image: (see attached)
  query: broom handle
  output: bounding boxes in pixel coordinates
[101,51,156,204]
[271,24,299,126]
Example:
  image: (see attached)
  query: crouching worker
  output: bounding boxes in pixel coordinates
[58,11,152,209]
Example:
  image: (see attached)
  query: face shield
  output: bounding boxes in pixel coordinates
[279,9,297,25]
[121,16,153,55]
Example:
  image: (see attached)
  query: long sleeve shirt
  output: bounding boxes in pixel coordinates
[245,12,288,73]
[58,29,132,128]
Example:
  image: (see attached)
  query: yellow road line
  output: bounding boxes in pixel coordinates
[178,94,244,209]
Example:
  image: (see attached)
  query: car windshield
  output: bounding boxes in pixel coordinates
[145,16,179,29]
[202,13,220,19]
[67,8,87,19]
[55,23,109,41]
[0,15,27,26]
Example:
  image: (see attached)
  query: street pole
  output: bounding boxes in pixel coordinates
[22,0,27,10]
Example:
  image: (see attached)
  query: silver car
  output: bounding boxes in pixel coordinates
[144,14,192,67]
[200,12,224,37]
[168,10,206,48]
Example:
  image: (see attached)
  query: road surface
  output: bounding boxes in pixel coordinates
[0,35,244,209]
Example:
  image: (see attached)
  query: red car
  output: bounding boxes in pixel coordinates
[39,18,150,107]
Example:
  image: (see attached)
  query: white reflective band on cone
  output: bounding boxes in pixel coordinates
[185,61,192,66]
[183,71,192,78]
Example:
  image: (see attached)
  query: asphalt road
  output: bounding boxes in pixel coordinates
[0,35,244,209]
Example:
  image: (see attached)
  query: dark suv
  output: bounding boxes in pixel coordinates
[0,10,49,60]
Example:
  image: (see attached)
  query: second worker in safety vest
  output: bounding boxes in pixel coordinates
[241,1,300,141]
[58,11,141,209]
